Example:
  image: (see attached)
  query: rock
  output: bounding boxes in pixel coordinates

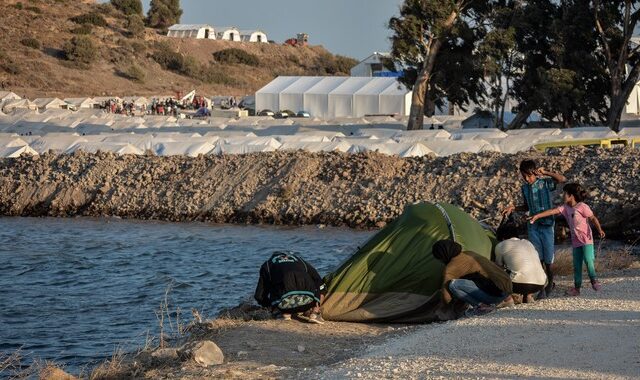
[178,340,224,367]
[151,348,179,361]
[297,344,306,353]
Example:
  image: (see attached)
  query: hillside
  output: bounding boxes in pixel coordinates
[0,0,357,98]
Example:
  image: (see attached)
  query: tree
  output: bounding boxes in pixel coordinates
[111,0,143,16]
[506,0,608,129]
[593,0,640,132]
[126,14,145,37]
[389,0,492,130]
[147,0,183,29]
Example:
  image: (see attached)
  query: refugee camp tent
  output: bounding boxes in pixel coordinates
[167,24,216,39]
[422,139,498,156]
[240,30,268,43]
[215,26,241,41]
[66,142,144,155]
[1,99,38,112]
[155,141,217,157]
[0,145,38,158]
[33,98,70,111]
[64,97,97,109]
[303,77,349,119]
[0,91,21,102]
[29,135,89,154]
[322,202,495,323]
[279,77,325,114]
[255,77,301,113]
[393,129,451,143]
[256,77,412,119]
[328,77,374,118]
[277,140,352,153]
[556,126,618,139]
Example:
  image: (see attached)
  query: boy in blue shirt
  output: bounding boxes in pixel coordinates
[503,159,566,298]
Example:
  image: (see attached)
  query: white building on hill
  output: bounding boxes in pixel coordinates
[256,76,412,119]
[350,52,398,77]
[167,24,216,39]
[215,27,241,41]
[240,30,268,43]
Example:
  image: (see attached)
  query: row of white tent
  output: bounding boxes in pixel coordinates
[0,126,638,158]
[256,76,413,119]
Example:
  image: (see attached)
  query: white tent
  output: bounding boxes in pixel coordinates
[0,137,29,148]
[422,139,498,156]
[167,24,215,39]
[155,141,217,157]
[256,76,411,119]
[33,98,69,110]
[255,77,301,112]
[29,135,89,154]
[303,77,349,119]
[0,145,38,158]
[1,99,38,112]
[279,77,325,113]
[328,77,373,118]
[215,26,241,41]
[211,143,278,155]
[393,129,451,143]
[618,127,640,136]
[557,127,618,139]
[0,91,21,102]
[66,142,144,155]
[450,128,509,140]
[278,140,352,153]
[64,97,97,109]
[240,30,268,43]
[353,78,411,117]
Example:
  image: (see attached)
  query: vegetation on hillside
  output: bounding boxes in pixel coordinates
[147,0,182,29]
[0,0,356,98]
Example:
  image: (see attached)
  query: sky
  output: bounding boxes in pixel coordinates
[135,0,404,59]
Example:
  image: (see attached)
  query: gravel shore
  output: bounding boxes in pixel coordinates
[312,267,640,380]
[1,147,639,238]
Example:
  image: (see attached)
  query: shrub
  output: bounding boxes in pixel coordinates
[152,47,184,71]
[212,48,259,67]
[0,51,20,75]
[180,55,201,77]
[126,14,145,37]
[122,64,145,82]
[25,6,42,14]
[13,2,23,10]
[111,0,143,16]
[71,24,93,35]
[70,12,107,27]
[20,37,41,49]
[202,64,237,86]
[63,36,97,65]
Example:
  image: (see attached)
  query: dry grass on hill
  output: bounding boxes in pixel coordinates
[0,0,357,99]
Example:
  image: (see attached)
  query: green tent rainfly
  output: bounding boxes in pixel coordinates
[322,202,496,323]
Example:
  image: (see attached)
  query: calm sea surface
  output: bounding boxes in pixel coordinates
[0,217,373,373]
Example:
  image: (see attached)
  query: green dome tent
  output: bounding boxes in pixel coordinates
[322,202,495,323]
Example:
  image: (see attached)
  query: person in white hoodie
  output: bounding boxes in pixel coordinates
[495,221,548,303]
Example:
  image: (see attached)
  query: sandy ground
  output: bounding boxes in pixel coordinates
[311,267,640,380]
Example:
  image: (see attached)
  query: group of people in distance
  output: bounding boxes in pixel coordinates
[253,158,606,321]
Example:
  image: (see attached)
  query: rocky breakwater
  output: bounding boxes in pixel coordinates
[0,147,638,239]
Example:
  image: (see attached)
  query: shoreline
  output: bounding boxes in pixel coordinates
[1,148,639,239]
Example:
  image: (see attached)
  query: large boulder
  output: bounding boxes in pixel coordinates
[178,340,224,367]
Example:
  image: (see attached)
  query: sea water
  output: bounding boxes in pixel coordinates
[0,217,373,373]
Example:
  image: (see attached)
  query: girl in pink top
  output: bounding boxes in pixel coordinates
[529,183,605,296]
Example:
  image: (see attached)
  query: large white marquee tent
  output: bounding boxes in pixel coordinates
[256,76,412,119]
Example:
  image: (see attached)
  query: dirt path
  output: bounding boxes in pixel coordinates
[312,268,640,380]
